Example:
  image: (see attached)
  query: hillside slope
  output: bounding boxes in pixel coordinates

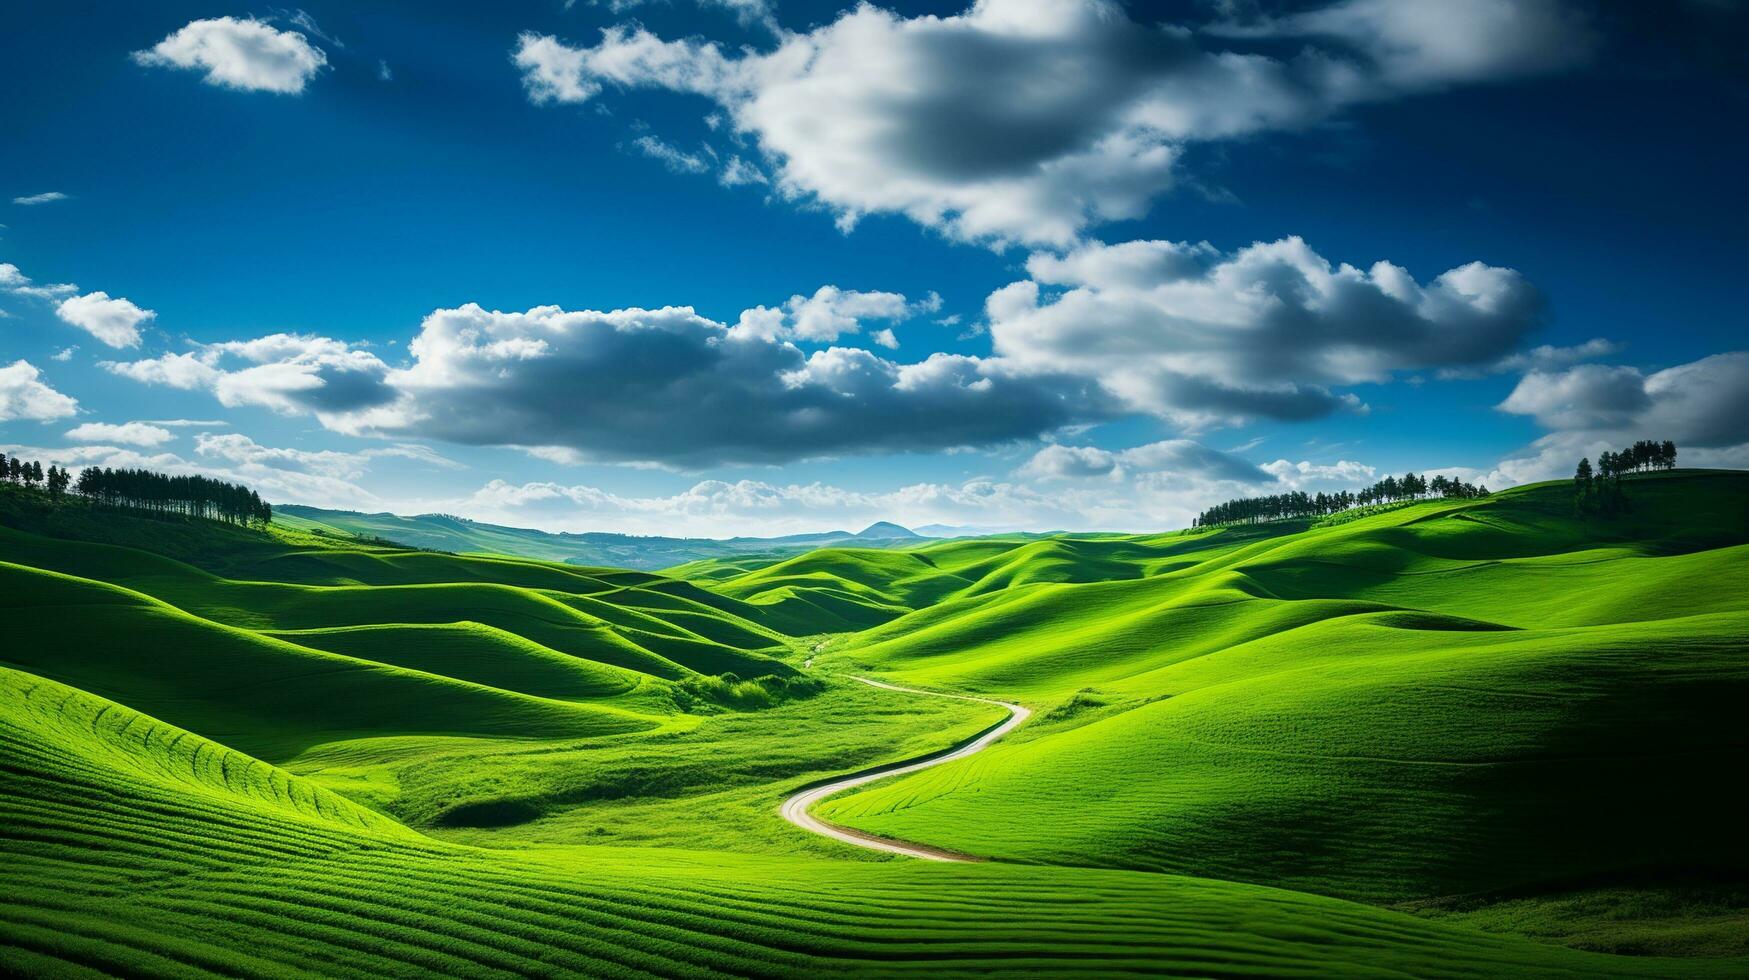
[805,472,1749,947]
[4,664,1720,978]
[2,472,1746,973]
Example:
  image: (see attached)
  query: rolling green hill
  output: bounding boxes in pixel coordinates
[3,471,1747,974]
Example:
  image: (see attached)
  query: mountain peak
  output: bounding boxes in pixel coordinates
[856,521,919,539]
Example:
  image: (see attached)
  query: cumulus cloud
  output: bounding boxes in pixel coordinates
[1489,352,1749,485]
[990,236,1544,428]
[51,347,78,362]
[133,16,328,94]
[0,361,79,423]
[1017,438,1273,484]
[55,291,154,348]
[101,333,396,419]
[732,285,933,345]
[1498,363,1650,431]
[103,302,1114,468]
[65,422,175,447]
[0,261,78,301]
[513,0,1591,246]
[12,192,69,206]
[6,264,155,347]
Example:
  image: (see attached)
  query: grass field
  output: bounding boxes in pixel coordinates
[2,471,1746,975]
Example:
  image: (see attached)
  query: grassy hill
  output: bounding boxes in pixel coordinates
[3,472,1747,974]
[802,472,1749,951]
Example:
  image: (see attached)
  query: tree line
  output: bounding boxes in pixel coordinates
[1194,472,1489,527]
[0,451,270,527]
[1574,439,1676,515]
[0,452,71,497]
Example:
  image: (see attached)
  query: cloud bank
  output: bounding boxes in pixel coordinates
[105,302,1115,468]
[990,236,1544,429]
[514,0,1591,246]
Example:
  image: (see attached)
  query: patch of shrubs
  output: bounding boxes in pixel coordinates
[673,672,828,711]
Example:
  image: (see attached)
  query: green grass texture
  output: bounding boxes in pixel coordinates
[2,471,1746,974]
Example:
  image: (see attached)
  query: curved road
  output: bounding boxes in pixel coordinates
[780,677,1030,862]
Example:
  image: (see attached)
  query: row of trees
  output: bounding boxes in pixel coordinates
[73,467,272,526]
[1194,472,1489,527]
[1574,439,1677,514]
[1601,439,1676,478]
[0,452,72,497]
[0,451,270,527]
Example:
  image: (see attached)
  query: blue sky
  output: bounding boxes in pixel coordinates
[2,0,1745,535]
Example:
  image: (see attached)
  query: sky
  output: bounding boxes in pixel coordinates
[1,0,1745,537]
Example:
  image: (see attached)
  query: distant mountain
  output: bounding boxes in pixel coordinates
[914,523,1030,538]
[274,505,935,571]
[855,521,920,539]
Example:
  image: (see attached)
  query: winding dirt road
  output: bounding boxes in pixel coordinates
[779,677,1030,862]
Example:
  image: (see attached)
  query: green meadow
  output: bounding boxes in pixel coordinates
[2,471,1746,976]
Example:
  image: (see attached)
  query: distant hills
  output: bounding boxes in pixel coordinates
[274,504,936,570]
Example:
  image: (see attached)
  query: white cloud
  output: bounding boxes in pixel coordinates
[732,285,928,345]
[363,443,465,470]
[1439,337,1621,378]
[51,346,78,362]
[631,134,709,174]
[513,32,600,104]
[573,0,779,34]
[1259,457,1378,489]
[718,155,768,187]
[105,303,1112,469]
[65,422,175,447]
[0,261,78,301]
[133,16,328,94]
[1221,0,1594,88]
[514,0,1591,247]
[101,333,395,419]
[102,352,220,390]
[194,431,367,480]
[1497,363,1649,431]
[1488,352,1749,485]
[55,291,154,348]
[1017,439,1277,485]
[990,236,1543,429]
[12,192,69,206]
[0,361,79,423]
